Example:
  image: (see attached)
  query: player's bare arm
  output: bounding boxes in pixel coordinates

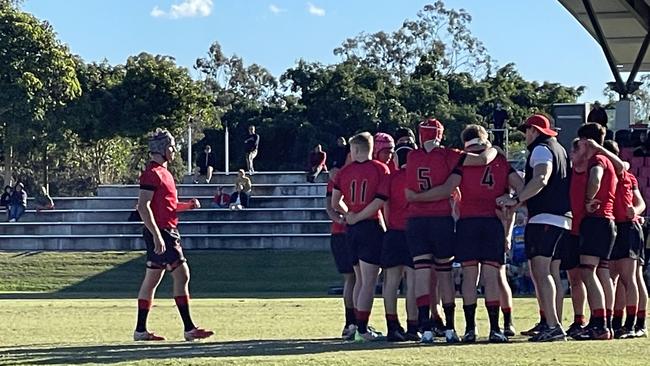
[177,198,200,212]
[508,171,525,195]
[463,146,498,166]
[326,194,345,224]
[345,198,384,225]
[585,165,604,213]
[498,163,551,207]
[405,174,461,203]
[581,138,627,175]
[137,189,166,255]
[331,189,348,214]
[631,187,646,218]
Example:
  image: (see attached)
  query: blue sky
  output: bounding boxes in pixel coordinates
[23,0,624,103]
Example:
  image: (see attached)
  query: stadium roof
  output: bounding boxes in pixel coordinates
[558,0,650,97]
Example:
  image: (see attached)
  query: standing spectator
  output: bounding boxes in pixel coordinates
[492,103,509,148]
[330,137,349,170]
[1,185,11,220]
[212,186,231,208]
[34,185,54,212]
[193,145,216,184]
[8,182,27,222]
[244,126,260,174]
[230,169,252,210]
[306,144,327,183]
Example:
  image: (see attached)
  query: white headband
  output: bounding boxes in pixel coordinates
[464,138,487,148]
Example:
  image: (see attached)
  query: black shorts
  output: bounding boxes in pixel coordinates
[579,217,616,260]
[406,216,455,260]
[381,230,413,268]
[455,217,505,264]
[143,227,187,271]
[525,224,567,259]
[346,219,383,266]
[330,233,355,274]
[610,221,644,260]
[557,234,580,270]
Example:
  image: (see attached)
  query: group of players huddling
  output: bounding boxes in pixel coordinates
[326,115,649,344]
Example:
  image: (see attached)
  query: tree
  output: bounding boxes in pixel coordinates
[0,4,81,185]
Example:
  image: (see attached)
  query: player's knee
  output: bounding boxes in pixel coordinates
[579,264,596,272]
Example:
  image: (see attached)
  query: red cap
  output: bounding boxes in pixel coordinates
[419,118,444,145]
[518,114,557,137]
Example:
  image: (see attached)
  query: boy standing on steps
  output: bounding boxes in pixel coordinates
[133,129,214,342]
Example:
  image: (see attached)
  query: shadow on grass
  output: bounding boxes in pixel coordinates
[0,338,426,365]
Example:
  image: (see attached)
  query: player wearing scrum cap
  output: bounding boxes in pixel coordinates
[409,125,523,343]
[133,129,214,342]
[404,118,498,344]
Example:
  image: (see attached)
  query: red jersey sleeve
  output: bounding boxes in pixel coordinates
[630,174,639,191]
[588,154,608,170]
[139,168,160,191]
[445,149,465,170]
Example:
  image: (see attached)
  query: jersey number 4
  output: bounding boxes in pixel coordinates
[349,180,368,204]
[481,166,495,188]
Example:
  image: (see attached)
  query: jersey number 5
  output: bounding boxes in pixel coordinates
[418,168,432,191]
[350,180,368,204]
[481,166,495,188]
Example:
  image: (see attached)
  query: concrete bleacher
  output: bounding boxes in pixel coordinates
[622,148,650,200]
[0,172,330,251]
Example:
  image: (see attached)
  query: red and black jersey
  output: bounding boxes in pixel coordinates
[326,179,346,234]
[587,154,617,220]
[386,169,409,230]
[332,160,390,220]
[405,147,464,218]
[569,168,588,235]
[613,170,639,223]
[457,154,512,218]
[139,161,179,229]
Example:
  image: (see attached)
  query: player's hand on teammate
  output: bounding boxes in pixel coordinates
[335,213,345,224]
[154,235,166,255]
[496,193,517,207]
[579,138,599,150]
[585,198,601,213]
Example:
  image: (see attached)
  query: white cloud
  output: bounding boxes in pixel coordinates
[150,6,166,18]
[150,0,213,19]
[307,2,325,16]
[269,4,286,14]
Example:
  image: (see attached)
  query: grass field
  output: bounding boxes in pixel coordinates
[0,251,649,365]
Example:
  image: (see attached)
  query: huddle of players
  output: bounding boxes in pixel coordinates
[327,118,521,343]
[519,121,649,341]
[328,115,650,344]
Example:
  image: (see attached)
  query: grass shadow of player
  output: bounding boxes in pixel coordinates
[0,338,425,364]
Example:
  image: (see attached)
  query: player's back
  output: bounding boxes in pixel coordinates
[333,159,390,218]
[458,154,510,218]
[139,161,178,228]
[406,147,463,217]
[587,153,617,219]
[386,169,409,230]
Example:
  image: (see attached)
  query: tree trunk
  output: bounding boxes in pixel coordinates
[3,145,11,188]
[43,145,49,194]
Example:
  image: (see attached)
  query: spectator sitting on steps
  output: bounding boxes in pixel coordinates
[212,186,231,208]
[193,145,217,184]
[306,144,327,183]
[8,182,27,222]
[230,169,252,210]
[1,185,11,221]
[34,185,54,212]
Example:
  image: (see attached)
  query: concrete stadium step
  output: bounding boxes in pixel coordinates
[42,196,326,210]
[18,208,329,222]
[97,183,326,197]
[0,234,330,250]
[182,171,329,184]
[0,221,331,235]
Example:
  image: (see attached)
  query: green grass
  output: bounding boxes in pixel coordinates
[1,298,649,365]
[1,251,649,365]
[0,250,340,297]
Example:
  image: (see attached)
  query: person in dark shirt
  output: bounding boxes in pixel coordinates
[330,136,349,170]
[1,185,11,220]
[8,182,27,222]
[307,144,327,183]
[244,126,260,174]
[193,145,217,184]
[492,103,509,148]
